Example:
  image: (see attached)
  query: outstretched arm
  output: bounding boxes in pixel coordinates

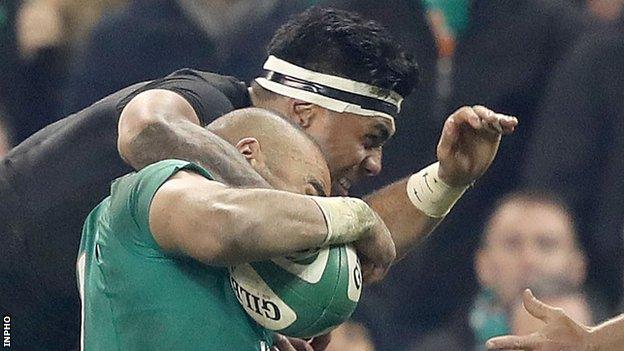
[365,106,517,259]
[487,289,624,351]
[149,171,395,275]
[589,315,624,351]
[118,89,269,188]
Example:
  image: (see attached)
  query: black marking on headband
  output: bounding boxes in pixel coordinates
[263,71,399,117]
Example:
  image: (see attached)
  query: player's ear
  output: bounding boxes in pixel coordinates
[235,137,266,169]
[290,100,323,129]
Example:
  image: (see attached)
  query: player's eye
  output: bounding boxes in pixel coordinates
[304,184,318,196]
[306,180,326,197]
[363,134,383,149]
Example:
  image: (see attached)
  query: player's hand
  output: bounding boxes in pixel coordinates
[436,105,517,187]
[310,333,332,350]
[272,334,312,351]
[354,212,396,284]
[272,333,331,351]
[486,289,592,351]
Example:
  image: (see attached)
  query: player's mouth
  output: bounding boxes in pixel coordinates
[333,177,352,196]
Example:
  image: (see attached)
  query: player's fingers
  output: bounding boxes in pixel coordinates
[361,264,384,285]
[472,105,494,118]
[489,113,517,135]
[310,332,332,351]
[473,105,504,134]
[273,334,299,351]
[360,262,374,280]
[437,117,460,160]
[288,337,314,351]
[523,289,557,323]
[451,106,482,129]
[473,105,518,135]
[486,333,542,350]
[371,266,388,284]
[499,115,518,134]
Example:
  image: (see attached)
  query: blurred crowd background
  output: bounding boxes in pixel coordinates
[1,0,624,350]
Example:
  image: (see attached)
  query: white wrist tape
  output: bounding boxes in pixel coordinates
[406,162,468,218]
[310,197,376,246]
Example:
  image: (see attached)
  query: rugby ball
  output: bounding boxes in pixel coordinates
[229,245,362,338]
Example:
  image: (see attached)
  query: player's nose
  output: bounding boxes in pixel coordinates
[362,149,382,177]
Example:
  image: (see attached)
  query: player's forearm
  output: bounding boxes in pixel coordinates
[364,177,442,260]
[123,117,270,188]
[168,187,330,266]
[588,314,624,350]
[214,190,332,265]
[161,183,380,267]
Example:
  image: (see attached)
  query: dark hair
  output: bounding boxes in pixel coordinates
[267,7,419,98]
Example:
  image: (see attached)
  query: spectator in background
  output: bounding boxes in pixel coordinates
[408,190,591,351]
[12,0,67,140]
[523,9,624,313]
[6,0,126,143]
[586,0,624,23]
[18,0,126,59]
[319,2,586,349]
[63,0,314,114]
[0,1,22,134]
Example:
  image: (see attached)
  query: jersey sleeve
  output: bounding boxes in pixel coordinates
[116,69,251,126]
[110,159,213,254]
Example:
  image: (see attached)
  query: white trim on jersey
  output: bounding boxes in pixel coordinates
[77,253,86,351]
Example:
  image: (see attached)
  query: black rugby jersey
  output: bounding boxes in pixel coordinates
[0,69,251,350]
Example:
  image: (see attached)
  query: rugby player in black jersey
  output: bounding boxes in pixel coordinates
[0,7,516,350]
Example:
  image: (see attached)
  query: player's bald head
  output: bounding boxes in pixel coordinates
[207,108,330,196]
[207,108,301,141]
[207,108,320,160]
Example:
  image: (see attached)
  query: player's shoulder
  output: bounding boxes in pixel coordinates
[132,159,213,184]
[164,68,250,105]
[165,68,243,86]
[110,159,210,197]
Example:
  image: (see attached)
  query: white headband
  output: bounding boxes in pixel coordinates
[254,56,403,127]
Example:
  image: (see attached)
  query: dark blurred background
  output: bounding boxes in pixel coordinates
[2,0,624,350]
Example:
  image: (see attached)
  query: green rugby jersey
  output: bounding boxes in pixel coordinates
[77,159,272,350]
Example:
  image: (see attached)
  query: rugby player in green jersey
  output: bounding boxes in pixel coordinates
[77,108,395,351]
